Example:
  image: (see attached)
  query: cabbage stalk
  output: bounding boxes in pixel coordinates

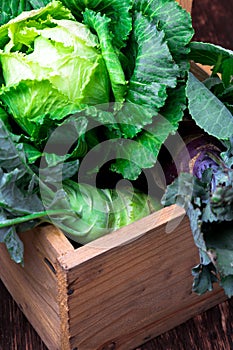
[52,180,161,244]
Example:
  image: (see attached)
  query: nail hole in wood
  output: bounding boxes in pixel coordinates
[44,257,56,274]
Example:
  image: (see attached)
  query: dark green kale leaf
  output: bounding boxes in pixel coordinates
[161,148,233,297]
[0,118,78,263]
[204,221,233,297]
[0,119,44,263]
[192,263,218,295]
[186,73,233,140]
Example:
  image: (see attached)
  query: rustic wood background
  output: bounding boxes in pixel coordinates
[0,0,232,349]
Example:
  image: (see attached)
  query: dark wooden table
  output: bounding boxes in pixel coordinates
[0,0,232,349]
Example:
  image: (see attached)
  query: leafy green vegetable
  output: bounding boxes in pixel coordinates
[114,10,180,138]
[0,0,194,181]
[161,142,233,297]
[0,2,112,140]
[133,0,194,66]
[0,0,32,26]
[60,0,133,50]
[125,11,179,100]
[0,79,80,138]
[83,9,127,104]
[0,119,44,262]
[0,1,51,27]
[189,41,233,85]
[186,73,233,140]
[192,263,218,295]
[111,85,187,179]
[0,116,162,263]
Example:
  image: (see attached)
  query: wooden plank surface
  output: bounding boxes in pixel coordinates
[0,0,232,349]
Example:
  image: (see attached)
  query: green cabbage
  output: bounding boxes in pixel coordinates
[0,1,111,136]
[0,0,194,180]
[0,0,194,263]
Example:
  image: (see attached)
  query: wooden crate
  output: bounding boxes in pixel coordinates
[0,206,227,350]
[0,1,228,349]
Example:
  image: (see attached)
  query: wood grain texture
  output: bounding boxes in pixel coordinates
[0,0,232,349]
[0,203,227,350]
[59,209,226,350]
[176,0,192,13]
[140,299,233,350]
[0,225,73,350]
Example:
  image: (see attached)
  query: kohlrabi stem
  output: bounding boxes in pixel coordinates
[0,209,72,228]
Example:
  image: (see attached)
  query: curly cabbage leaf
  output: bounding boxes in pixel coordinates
[114,11,180,138]
[83,9,127,104]
[133,0,194,66]
[60,0,133,49]
[0,79,80,138]
[111,85,187,179]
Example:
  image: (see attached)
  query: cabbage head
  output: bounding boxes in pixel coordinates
[0,1,112,136]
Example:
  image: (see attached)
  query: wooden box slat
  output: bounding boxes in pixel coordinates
[0,225,69,349]
[0,1,228,349]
